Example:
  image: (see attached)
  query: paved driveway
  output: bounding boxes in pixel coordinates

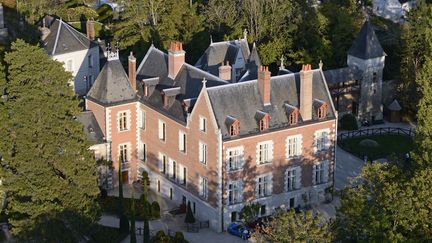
[334,146,365,191]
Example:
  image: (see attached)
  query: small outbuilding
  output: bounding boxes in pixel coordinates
[387,99,402,122]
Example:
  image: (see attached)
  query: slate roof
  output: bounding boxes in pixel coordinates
[195,39,251,80]
[348,21,386,59]
[86,57,137,105]
[41,17,95,56]
[77,111,104,143]
[136,46,228,123]
[388,99,402,111]
[323,67,362,85]
[206,69,336,139]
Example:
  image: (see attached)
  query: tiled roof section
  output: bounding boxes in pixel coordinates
[249,43,261,68]
[137,46,228,123]
[195,39,250,78]
[42,18,94,56]
[87,59,137,105]
[77,111,104,143]
[323,67,362,85]
[348,21,385,59]
[207,70,335,139]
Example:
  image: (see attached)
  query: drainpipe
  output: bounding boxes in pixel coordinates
[333,114,338,200]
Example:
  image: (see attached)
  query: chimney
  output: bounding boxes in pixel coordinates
[300,64,313,121]
[128,52,137,91]
[218,61,231,81]
[258,66,271,106]
[86,19,95,41]
[168,41,185,78]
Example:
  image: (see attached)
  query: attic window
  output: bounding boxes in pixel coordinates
[230,122,240,136]
[289,109,298,125]
[259,115,269,131]
[317,104,328,119]
[160,91,166,104]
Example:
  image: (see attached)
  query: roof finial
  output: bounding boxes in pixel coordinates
[319,60,323,69]
[243,29,248,41]
[210,35,213,44]
[279,56,285,70]
[202,77,207,88]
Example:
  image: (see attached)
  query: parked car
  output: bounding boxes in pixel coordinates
[227,222,251,239]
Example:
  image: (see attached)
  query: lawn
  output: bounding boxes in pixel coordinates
[339,134,415,160]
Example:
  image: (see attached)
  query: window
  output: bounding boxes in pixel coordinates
[257,174,272,198]
[257,141,273,164]
[317,105,327,119]
[289,110,298,125]
[118,112,128,131]
[260,205,266,216]
[286,167,301,191]
[199,141,207,165]
[170,188,173,200]
[228,180,242,205]
[66,59,73,72]
[139,110,146,129]
[373,72,377,83]
[88,54,93,68]
[313,162,327,185]
[119,144,128,162]
[159,153,167,174]
[227,147,243,171]
[259,116,269,131]
[139,142,147,161]
[179,131,186,153]
[158,120,166,141]
[286,135,302,158]
[193,202,196,213]
[199,176,208,199]
[315,129,330,152]
[199,116,206,132]
[171,160,176,179]
[230,122,240,136]
[182,167,187,185]
[157,180,160,192]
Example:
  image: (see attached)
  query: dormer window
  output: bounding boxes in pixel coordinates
[255,110,269,132]
[284,103,298,125]
[314,99,328,119]
[226,116,240,137]
[259,117,269,131]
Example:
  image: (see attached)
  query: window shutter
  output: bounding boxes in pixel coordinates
[138,142,143,160]
[298,135,303,156]
[178,131,182,151]
[269,141,274,162]
[268,173,273,195]
[312,164,316,185]
[325,132,330,150]
[199,176,203,196]
[323,161,329,183]
[178,164,183,183]
[158,154,163,172]
[168,159,173,178]
[158,121,163,140]
[295,166,302,189]
[199,142,203,162]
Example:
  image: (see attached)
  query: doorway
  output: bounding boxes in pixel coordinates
[121,170,129,184]
[289,198,295,208]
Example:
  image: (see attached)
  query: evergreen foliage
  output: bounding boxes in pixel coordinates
[240,203,261,224]
[184,201,195,224]
[130,192,136,243]
[151,201,160,219]
[252,209,333,242]
[0,40,100,240]
[340,113,358,130]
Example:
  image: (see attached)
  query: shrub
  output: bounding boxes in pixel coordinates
[340,113,358,131]
[172,231,187,243]
[99,187,108,199]
[151,201,161,219]
[152,230,170,243]
[184,202,195,224]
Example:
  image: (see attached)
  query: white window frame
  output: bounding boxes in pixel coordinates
[313,161,328,185]
[178,130,187,153]
[226,146,244,172]
[199,175,208,199]
[228,180,243,205]
[138,142,147,162]
[178,164,187,186]
[199,116,207,132]
[139,109,146,130]
[315,129,330,152]
[256,141,273,165]
[199,141,207,165]
[285,166,301,191]
[118,111,129,132]
[158,119,166,141]
[119,143,130,163]
[158,153,167,174]
[256,173,272,198]
[286,135,302,159]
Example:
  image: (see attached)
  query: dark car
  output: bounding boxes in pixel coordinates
[227,222,251,240]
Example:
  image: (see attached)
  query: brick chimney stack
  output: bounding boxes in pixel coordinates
[128,52,137,91]
[300,64,313,121]
[218,61,231,81]
[258,66,271,106]
[86,19,95,41]
[168,41,185,79]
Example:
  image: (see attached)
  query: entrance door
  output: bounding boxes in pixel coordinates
[289,198,295,208]
[231,212,237,222]
[122,170,129,183]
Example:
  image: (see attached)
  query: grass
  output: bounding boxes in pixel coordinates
[339,134,414,160]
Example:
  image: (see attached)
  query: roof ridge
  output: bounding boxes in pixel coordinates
[62,21,89,49]
[52,19,63,55]
[182,63,228,84]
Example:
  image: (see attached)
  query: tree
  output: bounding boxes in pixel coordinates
[252,210,333,242]
[141,171,150,243]
[240,203,261,224]
[184,201,195,224]
[118,156,129,234]
[130,192,136,243]
[335,162,432,241]
[398,0,432,114]
[0,40,100,241]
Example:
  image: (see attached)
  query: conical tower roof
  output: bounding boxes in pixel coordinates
[348,21,385,59]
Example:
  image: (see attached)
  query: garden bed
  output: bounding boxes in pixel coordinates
[339,134,414,160]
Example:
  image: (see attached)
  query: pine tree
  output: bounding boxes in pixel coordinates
[141,171,150,243]
[0,39,100,241]
[130,191,137,243]
[184,201,195,224]
[118,155,129,234]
